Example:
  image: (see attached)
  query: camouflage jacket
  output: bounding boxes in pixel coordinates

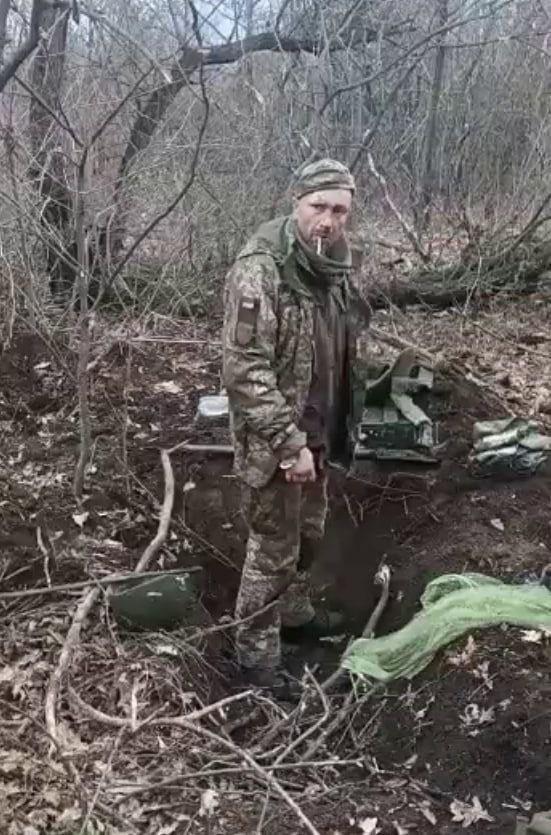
[222,216,369,488]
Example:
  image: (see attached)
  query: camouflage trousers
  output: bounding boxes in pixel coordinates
[235,469,328,670]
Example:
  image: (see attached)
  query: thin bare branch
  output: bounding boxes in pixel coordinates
[367,153,431,263]
[0,0,60,93]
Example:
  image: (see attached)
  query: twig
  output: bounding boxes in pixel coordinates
[257,570,391,760]
[369,325,426,353]
[469,320,551,360]
[96,34,211,301]
[179,443,234,455]
[135,448,175,572]
[321,565,391,694]
[68,691,322,835]
[294,565,390,759]
[299,567,391,761]
[128,337,220,345]
[15,72,82,146]
[45,445,179,747]
[79,727,125,834]
[36,526,51,588]
[367,153,430,264]
[73,149,92,503]
[110,758,363,801]
[121,344,132,496]
[187,599,277,639]
[272,668,329,766]
[79,4,172,83]
[0,566,202,601]
[70,687,255,728]
[503,190,551,255]
[45,586,101,744]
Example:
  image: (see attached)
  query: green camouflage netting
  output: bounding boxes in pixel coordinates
[342,573,551,681]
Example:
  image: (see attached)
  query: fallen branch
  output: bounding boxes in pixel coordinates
[68,690,322,835]
[45,587,101,744]
[36,525,51,588]
[69,686,255,727]
[300,566,391,761]
[129,336,219,345]
[45,446,178,747]
[179,443,234,455]
[0,566,202,601]
[135,448,175,572]
[366,237,551,311]
[271,669,329,767]
[369,325,427,353]
[322,564,391,694]
[109,758,364,801]
[258,566,391,760]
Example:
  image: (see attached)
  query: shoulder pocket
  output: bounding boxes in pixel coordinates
[235,296,260,346]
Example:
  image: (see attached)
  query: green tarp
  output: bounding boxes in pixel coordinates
[342,573,551,682]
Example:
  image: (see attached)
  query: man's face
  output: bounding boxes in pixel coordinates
[294,188,352,252]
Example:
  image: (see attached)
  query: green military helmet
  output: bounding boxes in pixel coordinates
[110,571,201,631]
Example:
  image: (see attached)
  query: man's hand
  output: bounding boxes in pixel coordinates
[285,447,316,483]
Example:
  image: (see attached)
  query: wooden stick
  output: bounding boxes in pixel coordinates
[69,691,322,835]
[45,586,100,744]
[129,337,220,345]
[111,758,364,800]
[301,568,391,760]
[135,448,175,572]
[69,686,255,727]
[179,443,234,455]
[45,446,178,747]
[321,565,391,694]
[0,566,202,601]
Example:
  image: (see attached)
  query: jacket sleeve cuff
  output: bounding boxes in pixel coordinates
[271,424,307,459]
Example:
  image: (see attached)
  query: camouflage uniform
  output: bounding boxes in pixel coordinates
[223,161,368,671]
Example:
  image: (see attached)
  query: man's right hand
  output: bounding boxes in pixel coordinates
[285,447,316,483]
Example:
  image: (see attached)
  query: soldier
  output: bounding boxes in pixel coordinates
[223,159,369,692]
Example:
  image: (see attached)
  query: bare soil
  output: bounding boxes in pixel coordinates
[1,301,551,834]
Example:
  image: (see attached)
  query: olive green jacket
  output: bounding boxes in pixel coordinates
[222,216,369,487]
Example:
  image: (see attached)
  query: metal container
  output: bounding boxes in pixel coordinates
[110,571,200,631]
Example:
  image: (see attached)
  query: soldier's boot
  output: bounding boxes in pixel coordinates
[280,536,346,643]
[241,666,301,702]
[281,606,346,643]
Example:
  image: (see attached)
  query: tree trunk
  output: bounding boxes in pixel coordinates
[0,0,10,67]
[416,0,448,234]
[28,6,73,300]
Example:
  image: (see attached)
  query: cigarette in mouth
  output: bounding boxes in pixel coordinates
[316,237,322,255]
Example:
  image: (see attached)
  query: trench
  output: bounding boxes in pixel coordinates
[179,452,447,678]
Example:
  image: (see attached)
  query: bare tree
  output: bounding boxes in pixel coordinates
[28,4,73,298]
[416,0,449,233]
[0,0,10,67]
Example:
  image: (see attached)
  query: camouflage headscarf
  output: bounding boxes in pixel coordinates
[292,158,355,199]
